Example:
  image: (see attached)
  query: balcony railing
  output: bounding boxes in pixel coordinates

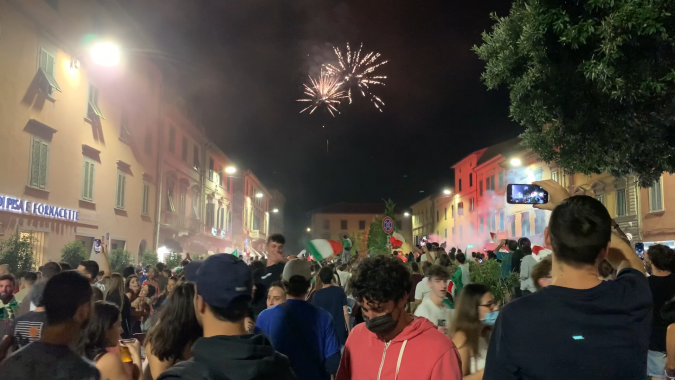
[162,213,201,234]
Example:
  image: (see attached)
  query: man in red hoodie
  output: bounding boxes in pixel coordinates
[337,255,462,380]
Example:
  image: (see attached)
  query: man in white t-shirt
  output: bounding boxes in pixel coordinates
[415,264,453,334]
[414,262,433,305]
[419,243,438,263]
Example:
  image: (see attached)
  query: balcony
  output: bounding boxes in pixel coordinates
[162,213,201,235]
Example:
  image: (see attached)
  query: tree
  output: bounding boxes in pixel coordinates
[468,260,520,305]
[475,0,675,186]
[60,241,87,269]
[366,199,397,257]
[165,252,182,269]
[0,233,36,275]
[140,251,158,268]
[108,249,131,273]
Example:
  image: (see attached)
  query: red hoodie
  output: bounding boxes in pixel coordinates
[337,316,462,380]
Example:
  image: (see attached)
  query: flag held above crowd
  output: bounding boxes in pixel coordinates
[305,239,343,261]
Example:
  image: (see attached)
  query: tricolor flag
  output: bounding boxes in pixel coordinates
[532,245,552,262]
[490,232,498,243]
[306,239,343,262]
[392,231,406,243]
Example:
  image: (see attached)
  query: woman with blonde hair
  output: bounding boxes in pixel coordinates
[448,283,499,379]
[104,273,132,338]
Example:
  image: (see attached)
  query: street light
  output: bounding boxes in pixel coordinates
[510,158,522,167]
[404,212,410,217]
[91,43,120,67]
[443,189,451,195]
[273,208,279,213]
[306,227,311,232]
[225,166,237,174]
[256,193,263,198]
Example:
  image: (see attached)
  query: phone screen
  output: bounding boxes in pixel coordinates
[94,239,101,254]
[635,243,644,259]
[507,184,549,205]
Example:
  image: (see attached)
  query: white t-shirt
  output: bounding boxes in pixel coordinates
[420,251,437,263]
[414,297,454,334]
[415,279,431,301]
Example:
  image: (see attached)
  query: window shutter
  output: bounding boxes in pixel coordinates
[30,139,41,187]
[46,53,55,76]
[120,175,126,208]
[116,173,121,207]
[38,142,48,189]
[39,49,48,72]
[89,161,95,200]
[82,161,90,199]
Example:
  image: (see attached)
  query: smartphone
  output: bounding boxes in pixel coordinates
[94,239,102,254]
[506,184,549,205]
[635,243,644,259]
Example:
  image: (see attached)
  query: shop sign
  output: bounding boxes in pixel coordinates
[0,194,78,222]
[250,230,259,238]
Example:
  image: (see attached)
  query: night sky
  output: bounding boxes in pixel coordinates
[124,0,523,251]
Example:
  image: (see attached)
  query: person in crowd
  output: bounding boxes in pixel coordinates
[531,256,553,291]
[92,287,104,302]
[0,271,98,379]
[486,251,497,261]
[131,285,154,327]
[312,267,350,350]
[79,250,112,294]
[415,264,453,334]
[266,281,286,309]
[162,269,172,279]
[18,262,61,317]
[484,180,651,380]
[103,273,131,338]
[0,281,47,361]
[15,272,36,305]
[343,234,353,263]
[599,259,617,281]
[449,283,499,379]
[645,244,675,380]
[96,271,105,282]
[494,240,513,279]
[144,282,203,379]
[306,272,324,303]
[180,259,190,270]
[249,260,265,273]
[158,254,295,380]
[80,301,142,380]
[155,263,168,293]
[139,268,148,286]
[421,242,438,263]
[154,276,179,311]
[409,262,424,305]
[414,261,434,307]
[256,258,340,380]
[663,299,675,379]
[251,234,286,318]
[143,267,162,295]
[336,264,351,293]
[337,255,461,380]
[517,238,536,295]
[126,275,141,304]
[59,262,72,271]
[451,253,471,298]
[122,266,136,280]
[0,274,18,338]
[438,252,452,267]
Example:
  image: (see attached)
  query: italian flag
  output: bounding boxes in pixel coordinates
[306,239,343,261]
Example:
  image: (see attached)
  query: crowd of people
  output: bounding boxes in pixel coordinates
[0,179,673,379]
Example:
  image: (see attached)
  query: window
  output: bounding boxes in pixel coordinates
[451,205,455,218]
[87,84,103,119]
[616,189,627,216]
[166,182,175,212]
[81,159,95,201]
[144,130,152,155]
[521,212,530,236]
[206,203,215,227]
[217,207,225,230]
[458,202,464,216]
[485,178,489,193]
[459,226,463,239]
[595,195,604,205]
[649,177,664,212]
[533,169,543,181]
[341,220,348,230]
[470,223,474,236]
[490,175,496,191]
[181,137,188,162]
[218,167,223,187]
[141,183,150,215]
[459,179,462,192]
[323,220,330,229]
[44,0,58,11]
[498,171,504,189]
[168,127,176,153]
[535,210,546,235]
[452,227,456,239]
[396,220,402,231]
[39,48,60,96]
[193,144,200,170]
[209,158,215,181]
[469,174,473,187]
[179,192,187,217]
[436,210,439,222]
[359,220,366,230]
[120,111,131,142]
[115,171,126,209]
[551,170,559,184]
[444,207,447,220]
[469,197,474,212]
[444,229,447,238]
[511,217,516,237]
[480,217,484,233]
[479,181,483,197]
[491,214,496,232]
[499,212,505,231]
[29,137,49,189]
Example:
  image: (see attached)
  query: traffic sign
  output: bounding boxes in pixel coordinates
[382,216,394,234]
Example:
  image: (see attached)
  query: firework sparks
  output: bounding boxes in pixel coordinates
[297,69,347,117]
[324,43,387,112]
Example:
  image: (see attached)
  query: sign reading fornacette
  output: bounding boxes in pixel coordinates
[0,195,79,222]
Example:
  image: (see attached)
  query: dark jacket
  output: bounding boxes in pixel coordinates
[158,334,296,380]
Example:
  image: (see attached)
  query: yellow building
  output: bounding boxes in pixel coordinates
[411,196,434,246]
[0,0,160,263]
[309,203,412,254]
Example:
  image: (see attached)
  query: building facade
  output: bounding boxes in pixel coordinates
[411,196,434,246]
[232,171,271,255]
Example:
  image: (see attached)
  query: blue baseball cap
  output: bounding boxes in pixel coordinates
[195,254,253,309]
[183,260,204,282]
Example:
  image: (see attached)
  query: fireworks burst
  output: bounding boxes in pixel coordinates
[297,69,347,117]
[324,43,387,112]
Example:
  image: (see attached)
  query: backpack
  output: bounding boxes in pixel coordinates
[157,359,226,380]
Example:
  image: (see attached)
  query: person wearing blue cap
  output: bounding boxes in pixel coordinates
[157,254,295,380]
[255,259,340,380]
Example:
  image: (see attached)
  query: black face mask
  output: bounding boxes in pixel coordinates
[364,304,401,334]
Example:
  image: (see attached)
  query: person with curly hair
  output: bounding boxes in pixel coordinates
[336,255,462,380]
[645,244,675,380]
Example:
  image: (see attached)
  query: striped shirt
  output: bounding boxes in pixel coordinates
[8,311,46,349]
